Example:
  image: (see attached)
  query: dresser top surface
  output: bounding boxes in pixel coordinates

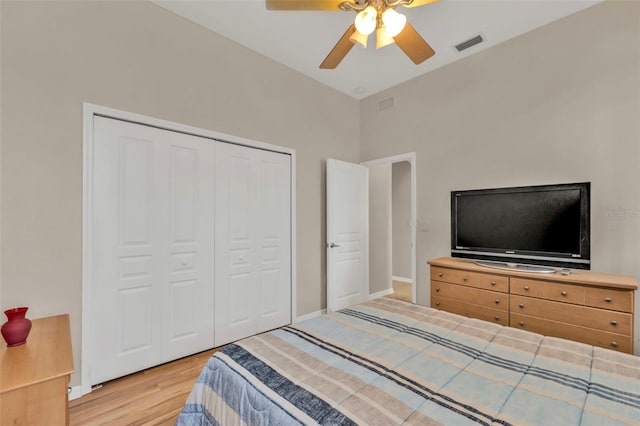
[428,257,638,290]
[0,314,74,393]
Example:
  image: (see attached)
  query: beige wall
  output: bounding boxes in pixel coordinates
[360,0,640,352]
[0,0,359,386]
[392,161,412,279]
[368,164,392,294]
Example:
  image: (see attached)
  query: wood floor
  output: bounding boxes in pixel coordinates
[69,348,218,425]
[386,280,413,303]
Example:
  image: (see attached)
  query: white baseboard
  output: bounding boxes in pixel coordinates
[68,385,84,401]
[294,309,326,323]
[369,288,394,299]
[392,276,413,284]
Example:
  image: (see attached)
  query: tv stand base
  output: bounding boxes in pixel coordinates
[474,260,556,274]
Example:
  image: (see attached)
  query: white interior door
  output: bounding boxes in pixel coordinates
[214,142,291,346]
[326,158,369,312]
[91,117,214,384]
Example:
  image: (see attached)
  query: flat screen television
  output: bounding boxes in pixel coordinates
[451,182,590,271]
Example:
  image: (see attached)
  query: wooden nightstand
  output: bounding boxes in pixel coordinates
[0,314,74,425]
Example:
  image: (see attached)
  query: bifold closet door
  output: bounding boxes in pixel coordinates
[214,142,291,346]
[91,117,215,385]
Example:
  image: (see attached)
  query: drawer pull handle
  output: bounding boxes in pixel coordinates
[604,297,612,303]
[523,286,529,291]
[610,320,618,326]
[435,301,440,306]
[494,316,500,321]
[463,277,468,282]
[438,272,443,277]
[610,341,618,348]
[495,299,500,304]
[518,303,524,308]
[561,291,568,296]
[518,321,525,326]
[490,281,496,286]
[435,288,440,292]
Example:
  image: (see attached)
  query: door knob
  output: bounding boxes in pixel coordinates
[329,242,340,248]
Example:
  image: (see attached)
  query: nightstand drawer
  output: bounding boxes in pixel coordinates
[510,295,632,335]
[432,295,508,326]
[510,313,632,354]
[431,267,508,292]
[510,278,585,304]
[585,287,634,312]
[432,281,508,309]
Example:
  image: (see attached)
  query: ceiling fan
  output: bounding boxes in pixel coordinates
[266,0,439,69]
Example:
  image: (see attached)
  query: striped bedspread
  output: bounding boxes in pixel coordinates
[176,298,640,425]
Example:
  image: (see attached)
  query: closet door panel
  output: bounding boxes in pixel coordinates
[161,132,215,361]
[256,151,291,333]
[92,117,164,384]
[214,143,258,346]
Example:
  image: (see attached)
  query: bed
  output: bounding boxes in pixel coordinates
[176,297,640,425]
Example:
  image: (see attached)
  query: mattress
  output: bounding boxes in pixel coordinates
[176,297,640,425]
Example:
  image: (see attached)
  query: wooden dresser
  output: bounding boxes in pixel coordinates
[429,257,637,354]
[0,314,74,425]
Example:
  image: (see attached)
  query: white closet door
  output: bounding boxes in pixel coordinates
[214,143,291,346]
[161,131,215,361]
[255,149,291,334]
[91,117,214,385]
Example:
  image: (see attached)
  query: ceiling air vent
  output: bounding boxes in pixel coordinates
[455,34,484,52]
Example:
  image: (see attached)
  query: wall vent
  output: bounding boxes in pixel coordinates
[379,97,394,111]
[455,34,484,52]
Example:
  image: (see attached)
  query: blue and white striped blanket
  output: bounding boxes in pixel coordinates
[176,298,640,425]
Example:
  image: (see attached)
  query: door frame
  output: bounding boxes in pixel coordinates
[361,153,417,303]
[81,103,297,397]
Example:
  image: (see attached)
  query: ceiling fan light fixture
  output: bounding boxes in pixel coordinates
[376,26,395,49]
[381,8,407,37]
[354,6,377,35]
[349,30,369,48]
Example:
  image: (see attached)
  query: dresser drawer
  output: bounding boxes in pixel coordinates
[432,281,508,310]
[510,278,585,304]
[510,295,631,335]
[585,287,634,312]
[432,296,508,326]
[510,313,632,353]
[431,267,508,292]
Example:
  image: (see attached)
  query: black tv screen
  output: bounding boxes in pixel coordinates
[451,182,590,270]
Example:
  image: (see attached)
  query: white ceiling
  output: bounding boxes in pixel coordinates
[152,0,603,99]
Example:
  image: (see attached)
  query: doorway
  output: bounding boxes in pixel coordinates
[363,153,416,304]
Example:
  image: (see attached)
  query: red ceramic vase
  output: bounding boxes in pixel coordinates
[1,307,32,347]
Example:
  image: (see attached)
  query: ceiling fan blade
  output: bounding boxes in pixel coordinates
[394,22,435,64]
[402,0,440,8]
[266,0,346,11]
[320,24,357,69]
